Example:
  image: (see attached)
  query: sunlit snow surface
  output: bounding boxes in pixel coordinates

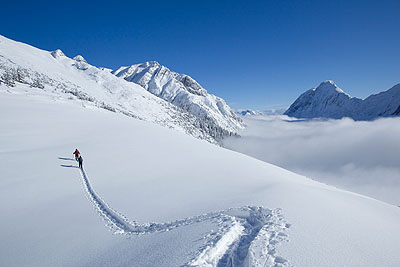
[77,162,290,266]
[1,85,400,266]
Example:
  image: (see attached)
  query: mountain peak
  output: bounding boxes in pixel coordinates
[322,80,336,86]
[72,55,89,70]
[314,80,348,95]
[50,49,65,58]
[130,61,162,69]
[73,55,87,63]
[144,60,161,67]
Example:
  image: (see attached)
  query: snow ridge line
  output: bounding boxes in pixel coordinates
[76,168,291,266]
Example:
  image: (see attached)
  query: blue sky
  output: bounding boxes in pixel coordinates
[2,0,399,109]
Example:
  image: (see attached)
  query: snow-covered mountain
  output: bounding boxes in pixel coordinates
[361,83,400,119]
[0,35,240,143]
[237,108,286,116]
[112,61,243,133]
[237,109,260,116]
[284,80,400,120]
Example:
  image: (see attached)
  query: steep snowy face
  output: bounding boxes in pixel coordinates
[112,61,243,132]
[393,104,400,115]
[0,35,237,143]
[360,83,400,119]
[285,81,400,120]
[174,73,207,96]
[284,81,361,119]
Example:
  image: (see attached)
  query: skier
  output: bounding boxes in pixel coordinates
[78,155,83,169]
[73,149,80,161]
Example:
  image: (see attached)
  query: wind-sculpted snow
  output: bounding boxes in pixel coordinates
[64,159,291,266]
[285,80,400,120]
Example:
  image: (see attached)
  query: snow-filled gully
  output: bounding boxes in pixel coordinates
[62,160,291,266]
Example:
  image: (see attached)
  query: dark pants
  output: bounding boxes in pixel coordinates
[79,161,82,168]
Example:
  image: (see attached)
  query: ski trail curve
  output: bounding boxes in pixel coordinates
[62,160,291,267]
[79,168,229,235]
[80,169,137,233]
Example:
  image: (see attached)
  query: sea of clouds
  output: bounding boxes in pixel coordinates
[223,115,400,206]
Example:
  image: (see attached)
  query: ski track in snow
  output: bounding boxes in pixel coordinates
[60,158,291,266]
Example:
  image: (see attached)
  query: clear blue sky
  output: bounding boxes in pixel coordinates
[1,0,399,109]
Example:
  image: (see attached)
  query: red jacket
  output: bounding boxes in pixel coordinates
[73,149,80,155]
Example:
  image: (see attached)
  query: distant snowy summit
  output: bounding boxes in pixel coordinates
[236,108,286,116]
[284,80,400,120]
[112,61,243,133]
[237,109,259,116]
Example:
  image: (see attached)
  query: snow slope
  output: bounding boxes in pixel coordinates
[284,80,400,120]
[1,84,400,266]
[0,35,236,142]
[112,61,243,133]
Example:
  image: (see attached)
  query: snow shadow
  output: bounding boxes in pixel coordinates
[58,157,75,161]
[60,164,79,168]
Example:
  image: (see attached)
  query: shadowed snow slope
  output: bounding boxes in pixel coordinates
[1,85,400,266]
[285,80,400,120]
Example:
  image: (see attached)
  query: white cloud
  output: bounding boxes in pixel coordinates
[223,115,400,205]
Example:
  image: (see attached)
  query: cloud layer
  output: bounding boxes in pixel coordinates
[223,115,400,205]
